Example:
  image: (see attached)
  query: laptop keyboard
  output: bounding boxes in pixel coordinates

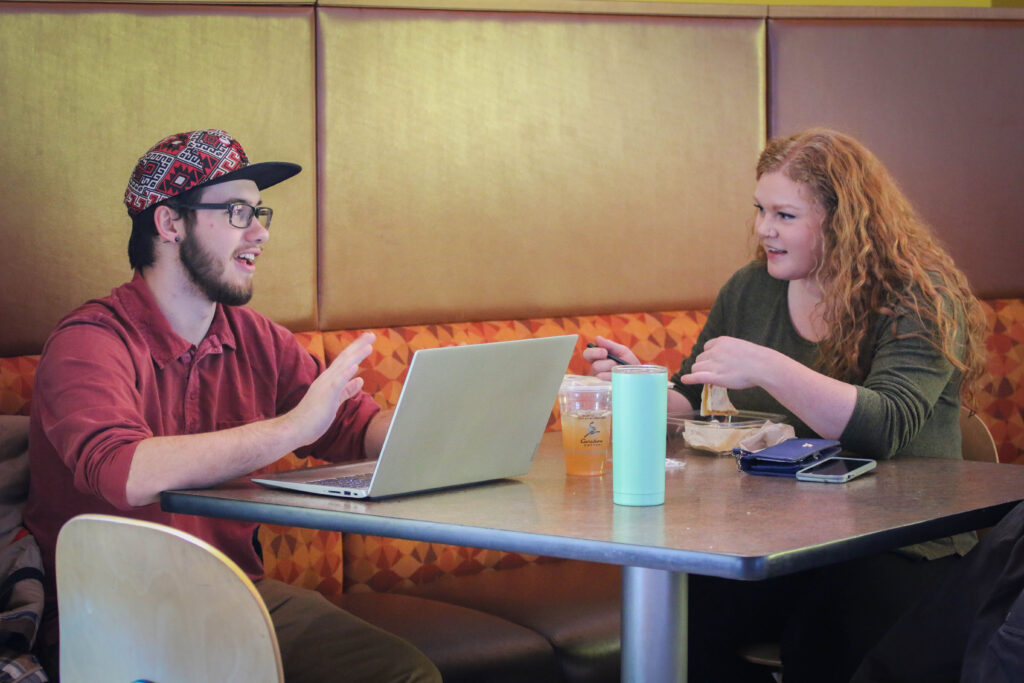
[309,472,373,489]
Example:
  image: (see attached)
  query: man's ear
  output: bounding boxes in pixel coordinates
[153,204,184,244]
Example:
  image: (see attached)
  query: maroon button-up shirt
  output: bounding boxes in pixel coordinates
[24,272,379,605]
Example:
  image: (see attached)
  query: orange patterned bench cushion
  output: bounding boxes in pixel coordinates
[342,535,564,594]
[978,300,1024,464]
[324,304,1024,591]
[3,303,1024,597]
[254,332,353,601]
[0,355,38,416]
[322,311,709,592]
[322,310,709,430]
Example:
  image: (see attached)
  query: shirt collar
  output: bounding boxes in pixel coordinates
[117,272,239,367]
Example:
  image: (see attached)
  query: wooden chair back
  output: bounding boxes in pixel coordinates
[57,514,283,683]
[960,406,999,463]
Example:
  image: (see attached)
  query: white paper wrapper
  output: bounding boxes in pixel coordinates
[684,422,754,453]
[736,422,796,452]
[684,420,795,454]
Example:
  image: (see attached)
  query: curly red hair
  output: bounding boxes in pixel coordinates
[754,129,986,403]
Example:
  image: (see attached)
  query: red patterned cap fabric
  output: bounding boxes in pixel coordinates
[124,129,301,217]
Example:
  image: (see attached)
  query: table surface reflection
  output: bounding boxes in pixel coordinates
[162,431,1024,581]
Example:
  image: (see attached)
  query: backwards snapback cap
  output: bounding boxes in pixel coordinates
[124,129,301,217]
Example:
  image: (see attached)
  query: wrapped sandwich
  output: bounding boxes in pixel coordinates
[700,384,737,417]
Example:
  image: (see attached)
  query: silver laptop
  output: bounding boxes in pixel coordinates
[252,334,577,499]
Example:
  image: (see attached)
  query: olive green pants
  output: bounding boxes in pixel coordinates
[256,579,441,683]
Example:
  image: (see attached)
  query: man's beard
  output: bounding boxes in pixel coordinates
[179,230,254,306]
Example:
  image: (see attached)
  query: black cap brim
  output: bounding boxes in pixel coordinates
[201,161,302,192]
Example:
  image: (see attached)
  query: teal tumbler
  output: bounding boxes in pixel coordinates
[611,365,668,506]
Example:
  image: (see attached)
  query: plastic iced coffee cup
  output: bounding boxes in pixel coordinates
[558,375,612,476]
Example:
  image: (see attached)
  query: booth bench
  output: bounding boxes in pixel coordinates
[3,301,1023,680]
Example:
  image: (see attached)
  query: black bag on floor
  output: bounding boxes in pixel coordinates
[852,500,1024,683]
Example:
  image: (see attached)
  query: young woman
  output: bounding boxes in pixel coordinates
[585,128,988,681]
[588,127,986,457]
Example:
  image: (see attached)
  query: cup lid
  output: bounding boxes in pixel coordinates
[560,374,611,390]
[611,364,667,375]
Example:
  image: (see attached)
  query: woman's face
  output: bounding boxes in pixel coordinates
[753,171,826,284]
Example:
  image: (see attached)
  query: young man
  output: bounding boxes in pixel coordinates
[23,129,441,682]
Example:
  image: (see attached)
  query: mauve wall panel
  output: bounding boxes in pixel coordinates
[768,18,1024,298]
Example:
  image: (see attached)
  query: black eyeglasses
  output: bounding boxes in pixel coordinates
[179,202,273,229]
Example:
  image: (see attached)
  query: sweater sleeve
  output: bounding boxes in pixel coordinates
[840,309,961,460]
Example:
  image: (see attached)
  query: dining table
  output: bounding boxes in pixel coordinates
[161,431,1024,682]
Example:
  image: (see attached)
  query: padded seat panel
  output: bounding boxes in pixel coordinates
[398,561,622,683]
[337,591,563,683]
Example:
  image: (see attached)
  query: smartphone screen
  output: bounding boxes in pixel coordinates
[803,458,869,476]
[796,456,876,482]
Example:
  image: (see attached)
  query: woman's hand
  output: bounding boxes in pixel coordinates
[582,336,640,380]
[678,336,774,389]
[680,335,857,439]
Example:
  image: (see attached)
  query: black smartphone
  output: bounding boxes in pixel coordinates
[795,456,877,483]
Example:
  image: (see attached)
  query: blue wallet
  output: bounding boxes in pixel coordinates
[734,438,842,477]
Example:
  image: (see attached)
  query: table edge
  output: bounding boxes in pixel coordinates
[161,490,1020,580]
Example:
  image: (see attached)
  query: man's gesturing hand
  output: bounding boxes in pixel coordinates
[287,333,376,446]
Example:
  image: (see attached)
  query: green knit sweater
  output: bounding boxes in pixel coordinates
[670,261,965,461]
[670,261,974,558]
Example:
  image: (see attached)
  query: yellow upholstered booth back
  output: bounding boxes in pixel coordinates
[1,2,1023,357]
[0,2,318,357]
[316,7,765,329]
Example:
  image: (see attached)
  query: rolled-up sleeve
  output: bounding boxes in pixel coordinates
[34,324,151,509]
